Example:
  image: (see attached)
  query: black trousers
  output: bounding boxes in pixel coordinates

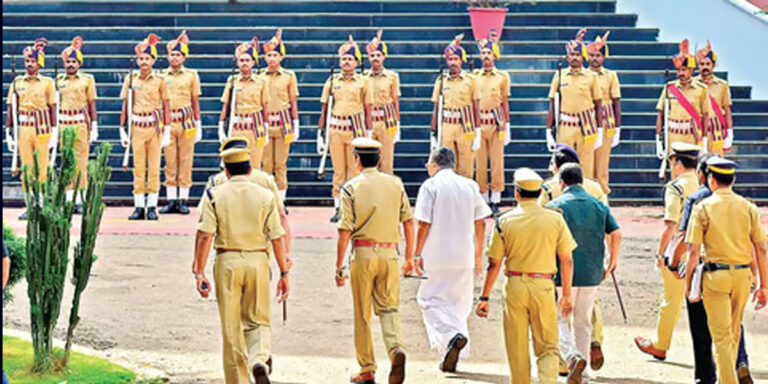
[686,299,750,384]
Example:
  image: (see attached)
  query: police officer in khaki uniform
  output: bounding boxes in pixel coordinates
[431,34,481,178]
[57,36,98,213]
[318,35,373,222]
[476,167,576,384]
[473,29,511,215]
[365,30,401,174]
[193,146,290,384]
[5,38,57,220]
[160,30,202,215]
[218,37,270,169]
[685,157,767,384]
[547,28,603,179]
[695,41,733,155]
[336,138,414,384]
[261,29,300,205]
[586,31,622,194]
[202,136,293,268]
[655,39,711,154]
[636,142,701,360]
[119,33,171,221]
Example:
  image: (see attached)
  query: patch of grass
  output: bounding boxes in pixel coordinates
[2,335,136,384]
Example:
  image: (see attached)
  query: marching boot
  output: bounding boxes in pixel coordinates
[146,207,159,221]
[177,200,190,215]
[159,200,178,214]
[330,208,340,223]
[128,208,145,220]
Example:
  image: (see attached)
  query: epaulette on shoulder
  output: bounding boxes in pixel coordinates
[667,180,684,196]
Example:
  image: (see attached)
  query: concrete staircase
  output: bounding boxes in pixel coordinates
[3,0,767,205]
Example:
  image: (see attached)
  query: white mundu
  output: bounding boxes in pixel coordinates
[413,168,491,357]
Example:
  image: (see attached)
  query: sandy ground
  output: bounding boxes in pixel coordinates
[3,208,768,384]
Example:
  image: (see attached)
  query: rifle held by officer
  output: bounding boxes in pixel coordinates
[317,65,335,178]
[8,55,20,176]
[658,63,671,180]
[121,59,134,170]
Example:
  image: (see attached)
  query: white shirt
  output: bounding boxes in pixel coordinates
[414,169,492,270]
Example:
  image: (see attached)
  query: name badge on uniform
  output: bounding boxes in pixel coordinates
[444,86,451,91]
[333,85,342,91]
[132,85,141,91]
[561,82,570,88]
[235,88,242,93]
[59,84,67,89]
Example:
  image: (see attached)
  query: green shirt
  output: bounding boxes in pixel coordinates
[547,185,619,287]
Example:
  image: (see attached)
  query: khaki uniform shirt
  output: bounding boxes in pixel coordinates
[120,71,169,114]
[538,177,607,206]
[486,200,578,274]
[365,69,401,107]
[338,168,413,244]
[695,75,732,113]
[197,175,285,250]
[663,171,699,224]
[590,66,621,103]
[220,72,269,114]
[56,72,97,110]
[473,67,510,111]
[548,67,601,114]
[201,169,285,212]
[655,80,711,120]
[431,71,480,108]
[321,72,372,117]
[8,74,56,112]
[162,66,201,110]
[263,68,299,114]
[686,189,767,265]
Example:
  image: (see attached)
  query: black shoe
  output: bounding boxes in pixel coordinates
[74,204,83,215]
[252,362,271,384]
[490,203,501,217]
[178,200,190,215]
[440,333,468,373]
[146,207,158,221]
[330,208,339,223]
[160,200,178,214]
[128,208,145,220]
[18,211,28,220]
[266,356,273,374]
[284,206,289,216]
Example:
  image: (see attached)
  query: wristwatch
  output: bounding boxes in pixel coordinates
[479,296,489,302]
[194,273,204,279]
[280,270,289,277]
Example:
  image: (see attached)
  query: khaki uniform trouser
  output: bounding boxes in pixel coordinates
[214,250,271,384]
[703,268,752,384]
[475,124,505,193]
[329,129,358,197]
[653,267,686,351]
[18,126,50,189]
[132,126,161,195]
[371,121,395,174]
[263,127,291,190]
[668,132,698,146]
[230,130,265,170]
[57,123,89,190]
[557,125,594,179]
[163,122,195,188]
[350,246,403,373]
[441,122,473,178]
[503,275,559,384]
[593,127,613,194]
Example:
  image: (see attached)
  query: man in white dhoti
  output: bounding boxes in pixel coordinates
[413,146,492,373]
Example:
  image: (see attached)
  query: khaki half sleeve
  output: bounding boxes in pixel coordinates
[392,73,401,97]
[120,75,130,100]
[398,181,413,222]
[664,186,682,223]
[265,197,286,240]
[193,72,202,96]
[431,78,440,103]
[197,190,218,234]
[47,80,56,105]
[261,79,270,106]
[289,72,299,98]
[87,76,97,101]
[547,71,559,99]
[556,218,578,256]
[485,225,505,261]
[472,76,481,101]
[363,78,374,105]
[338,185,355,231]
[723,83,732,107]
[504,72,511,97]
[320,77,331,104]
[159,78,169,102]
[656,88,666,111]
[220,76,233,104]
[590,75,601,101]
[610,72,621,99]
[685,204,707,245]
[749,204,768,243]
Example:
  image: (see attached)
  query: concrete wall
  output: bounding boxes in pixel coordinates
[617,0,768,98]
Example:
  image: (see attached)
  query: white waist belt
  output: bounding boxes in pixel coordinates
[232,116,254,124]
[559,113,580,124]
[60,113,87,122]
[480,112,496,120]
[267,114,282,122]
[330,117,352,127]
[131,114,156,124]
[18,115,36,123]
[669,120,692,129]
[442,110,461,118]
[170,112,184,120]
[371,109,385,117]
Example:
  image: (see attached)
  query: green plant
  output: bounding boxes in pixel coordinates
[64,141,112,366]
[23,126,79,373]
[3,225,27,306]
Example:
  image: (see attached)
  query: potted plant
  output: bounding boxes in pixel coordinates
[464,0,509,40]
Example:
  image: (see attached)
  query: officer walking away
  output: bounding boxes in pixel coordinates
[335,138,414,384]
[193,146,290,384]
[476,167,576,384]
